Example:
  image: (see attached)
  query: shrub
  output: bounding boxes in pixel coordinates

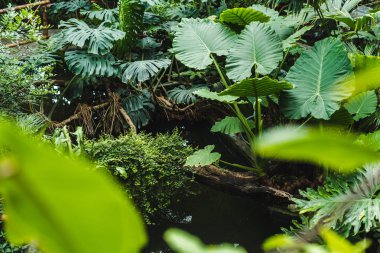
[84,130,194,223]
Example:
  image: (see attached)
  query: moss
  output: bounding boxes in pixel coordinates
[84,130,194,223]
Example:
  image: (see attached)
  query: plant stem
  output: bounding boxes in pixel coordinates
[219,160,264,176]
[212,56,255,141]
[255,96,262,136]
[48,77,75,120]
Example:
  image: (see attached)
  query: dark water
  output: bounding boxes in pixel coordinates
[144,182,292,253]
[144,121,293,253]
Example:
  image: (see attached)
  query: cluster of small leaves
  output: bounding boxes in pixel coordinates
[0,49,55,115]
[0,7,43,41]
[84,130,194,222]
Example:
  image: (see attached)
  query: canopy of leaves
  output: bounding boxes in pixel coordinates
[220,7,270,26]
[0,119,147,253]
[219,77,293,97]
[59,19,125,55]
[280,38,353,120]
[65,51,118,77]
[344,90,377,121]
[185,145,221,167]
[226,22,283,81]
[173,18,236,70]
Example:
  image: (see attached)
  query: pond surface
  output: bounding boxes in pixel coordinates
[144,182,292,253]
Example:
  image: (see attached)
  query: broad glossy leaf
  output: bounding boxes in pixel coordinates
[65,51,118,77]
[255,126,380,171]
[211,116,253,135]
[251,4,279,19]
[280,38,353,120]
[219,77,293,97]
[226,22,283,81]
[173,18,236,70]
[121,59,171,84]
[0,119,147,253]
[164,228,247,253]
[344,90,377,121]
[220,8,270,26]
[185,145,221,167]
[193,89,240,103]
[60,19,125,55]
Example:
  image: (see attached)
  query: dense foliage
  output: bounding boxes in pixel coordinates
[2,0,380,252]
[84,130,193,222]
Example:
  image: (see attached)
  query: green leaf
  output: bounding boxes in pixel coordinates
[211,116,253,135]
[220,8,270,26]
[262,234,297,251]
[349,54,380,93]
[65,51,118,77]
[193,88,240,103]
[164,228,247,253]
[226,22,283,81]
[251,4,279,19]
[167,85,205,105]
[121,59,171,84]
[0,119,147,253]
[185,145,221,167]
[344,90,377,121]
[356,130,380,151]
[59,19,125,55]
[322,229,369,253]
[282,25,313,50]
[116,0,145,57]
[219,77,293,97]
[81,8,118,22]
[280,38,353,120]
[255,126,380,171]
[173,18,237,70]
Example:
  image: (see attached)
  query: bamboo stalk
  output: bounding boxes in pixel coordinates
[0,0,50,14]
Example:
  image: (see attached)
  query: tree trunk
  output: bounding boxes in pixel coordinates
[193,165,292,200]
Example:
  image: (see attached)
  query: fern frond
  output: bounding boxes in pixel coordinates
[294,164,380,237]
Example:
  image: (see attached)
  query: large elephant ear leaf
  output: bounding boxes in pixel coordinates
[173,18,236,70]
[280,38,353,120]
[219,77,293,97]
[220,8,270,26]
[226,22,283,82]
[344,90,378,121]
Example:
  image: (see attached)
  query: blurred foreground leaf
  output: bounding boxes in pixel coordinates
[255,126,380,171]
[0,119,147,253]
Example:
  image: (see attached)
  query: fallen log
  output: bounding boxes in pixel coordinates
[193,165,292,200]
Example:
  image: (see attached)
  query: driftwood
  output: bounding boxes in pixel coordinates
[194,165,292,200]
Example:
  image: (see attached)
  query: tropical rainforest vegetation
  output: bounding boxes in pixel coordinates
[2,0,380,252]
